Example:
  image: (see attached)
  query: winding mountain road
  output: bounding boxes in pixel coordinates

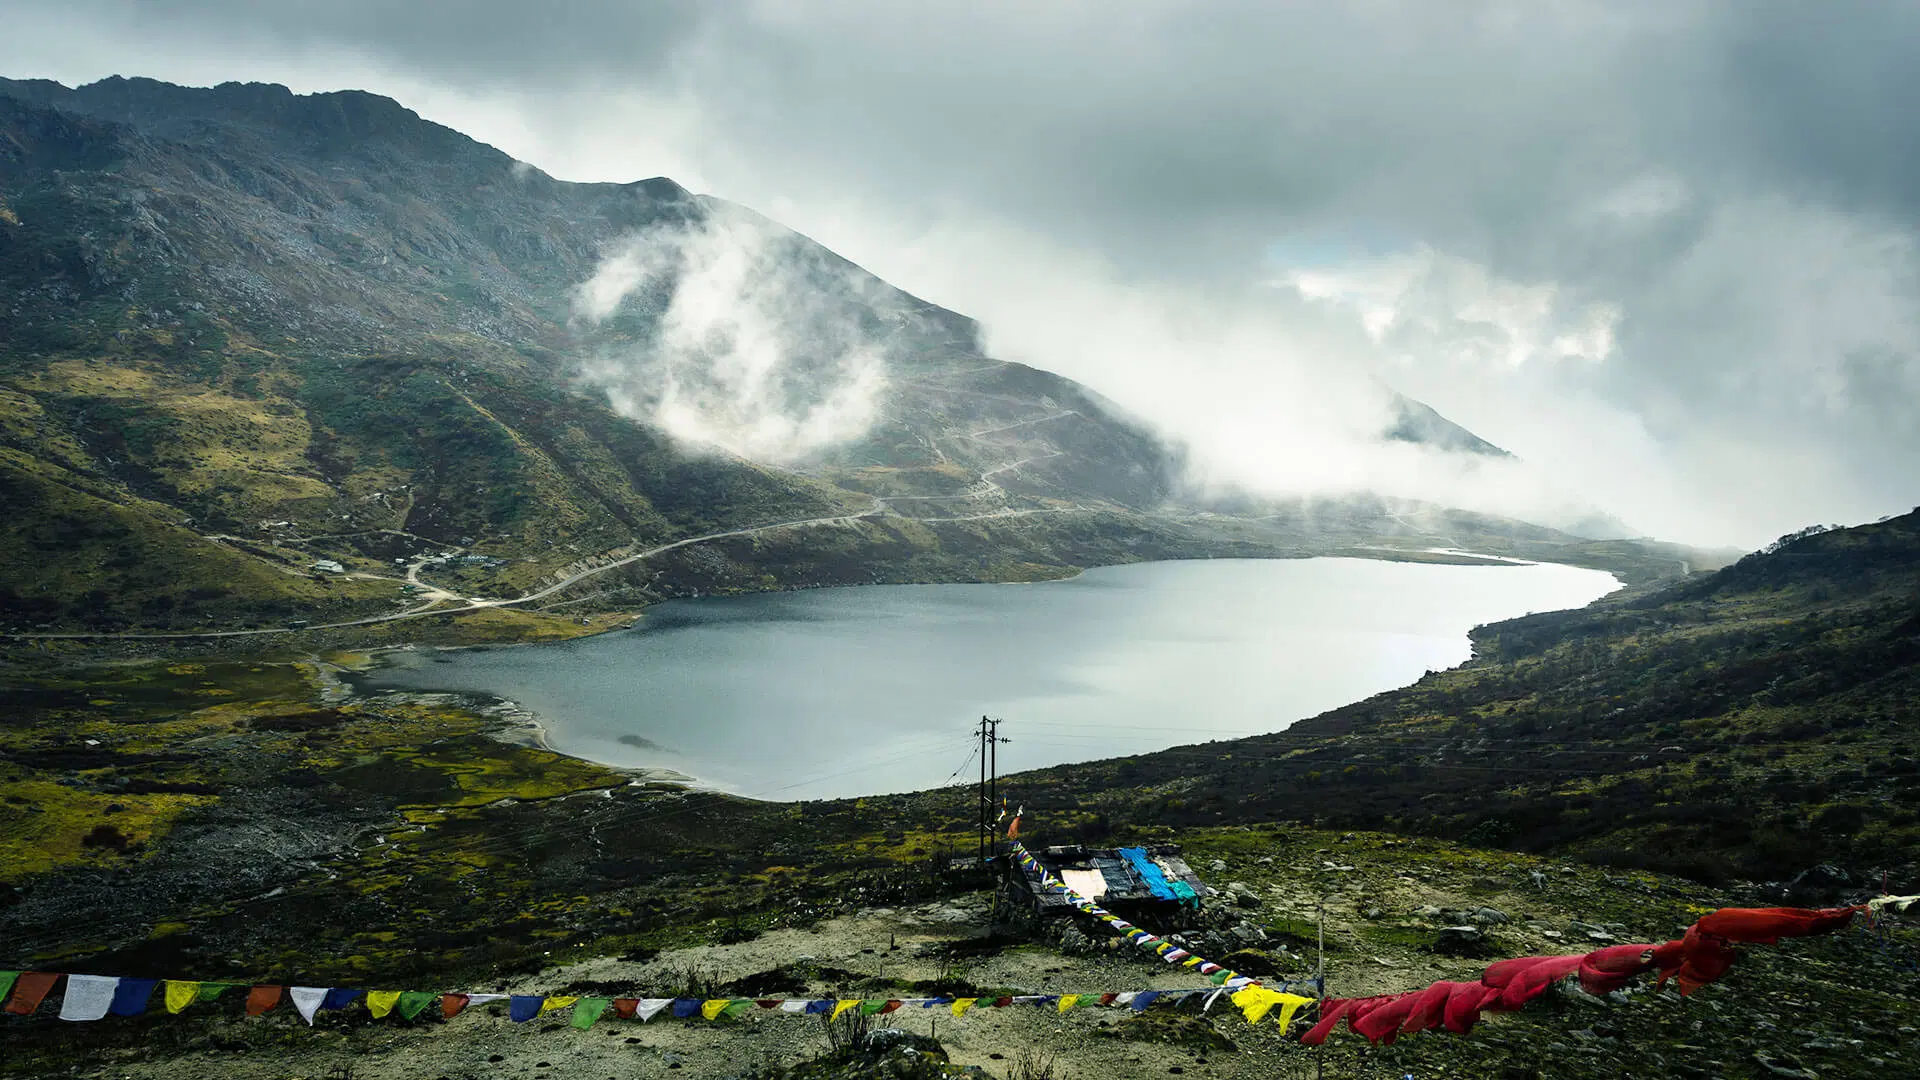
[7,436,1102,641]
[2,504,892,641]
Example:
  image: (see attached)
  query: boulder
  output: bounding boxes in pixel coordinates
[1228,922,1268,946]
[1434,925,1490,956]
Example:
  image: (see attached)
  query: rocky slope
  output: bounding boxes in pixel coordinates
[1022,508,1920,885]
[0,76,1669,635]
[0,513,1911,1076]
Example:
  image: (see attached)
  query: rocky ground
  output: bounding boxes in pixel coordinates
[6,825,1916,1079]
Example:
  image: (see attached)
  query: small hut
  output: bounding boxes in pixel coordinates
[1002,843,1214,932]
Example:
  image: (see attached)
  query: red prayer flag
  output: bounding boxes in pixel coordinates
[611,998,639,1019]
[245,985,284,1016]
[442,994,471,1019]
[1694,905,1857,944]
[1577,944,1660,995]
[1442,982,1504,1034]
[1399,981,1465,1036]
[1351,992,1422,1044]
[4,972,59,1015]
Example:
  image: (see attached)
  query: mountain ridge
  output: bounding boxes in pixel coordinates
[0,76,1706,634]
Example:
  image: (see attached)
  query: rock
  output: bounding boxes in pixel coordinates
[1208,859,1227,872]
[1471,906,1510,925]
[1219,948,1284,977]
[1228,923,1267,946]
[1784,864,1853,904]
[1433,925,1489,956]
[1413,904,1446,920]
[1752,1051,1818,1079]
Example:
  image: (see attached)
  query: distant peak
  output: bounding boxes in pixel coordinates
[627,176,692,202]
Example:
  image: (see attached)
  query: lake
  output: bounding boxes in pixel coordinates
[369,557,1619,800]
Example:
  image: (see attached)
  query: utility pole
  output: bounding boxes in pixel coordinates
[975,715,1010,865]
[988,715,1003,846]
[977,715,990,865]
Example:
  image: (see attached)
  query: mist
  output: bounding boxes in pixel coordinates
[570,208,887,465]
[12,0,1920,548]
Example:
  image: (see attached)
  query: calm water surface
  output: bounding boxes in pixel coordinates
[371,557,1618,799]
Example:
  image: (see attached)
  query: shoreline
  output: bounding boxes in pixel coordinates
[348,554,1622,802]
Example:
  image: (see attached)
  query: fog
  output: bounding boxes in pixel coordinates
[571,209,887,464]
[9,1,1920,547]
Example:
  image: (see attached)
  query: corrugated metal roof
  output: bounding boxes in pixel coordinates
[1014,844,1214,908]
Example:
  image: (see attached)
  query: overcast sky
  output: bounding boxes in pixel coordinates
[8,1,1919,547]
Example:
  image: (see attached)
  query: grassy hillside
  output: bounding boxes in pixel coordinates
[1016,509,1920,884]
[1,647,1914,1079]
[0,77,1715,635]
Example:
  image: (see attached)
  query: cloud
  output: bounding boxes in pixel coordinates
[571,208,887,464]
[8,0,1920,546]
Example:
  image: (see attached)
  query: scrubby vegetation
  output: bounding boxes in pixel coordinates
[1018,509,1920,886]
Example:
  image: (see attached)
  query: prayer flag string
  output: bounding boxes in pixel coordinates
[3,893,1913,1044]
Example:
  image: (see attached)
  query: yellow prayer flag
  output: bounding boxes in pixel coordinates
[1230,987,1315,1032]
[1271,993,1313,1035]
[832,999,860,1021]
[542,996,579,1014]
[951,997,976,1017]
[163,981,201,1014]
[1182,957,1202,967]
[1230,986,1277,1024]
[699,999,728,1021]
[366,991,402,1019]
[1056,995,1080,1013]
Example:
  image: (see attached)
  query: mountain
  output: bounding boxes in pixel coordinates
[1383,392,1510,457]
[1025,508,1920,884]
[0,77,1691,633]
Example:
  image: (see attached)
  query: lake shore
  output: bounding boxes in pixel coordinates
[365,556,1622,799]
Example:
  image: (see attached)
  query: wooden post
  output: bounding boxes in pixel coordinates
[1315,899,1326,1080]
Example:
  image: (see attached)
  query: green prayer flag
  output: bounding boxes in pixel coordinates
[570,997,612,1029]
[859,999,887,1016]
[197,983,239,1002]
[1209,971,1230,985]
[721,999,755,1019]
[0,972,18,1002]
[398,991,439,1021]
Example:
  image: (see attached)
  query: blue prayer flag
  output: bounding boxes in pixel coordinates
[109,979,158,1016]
